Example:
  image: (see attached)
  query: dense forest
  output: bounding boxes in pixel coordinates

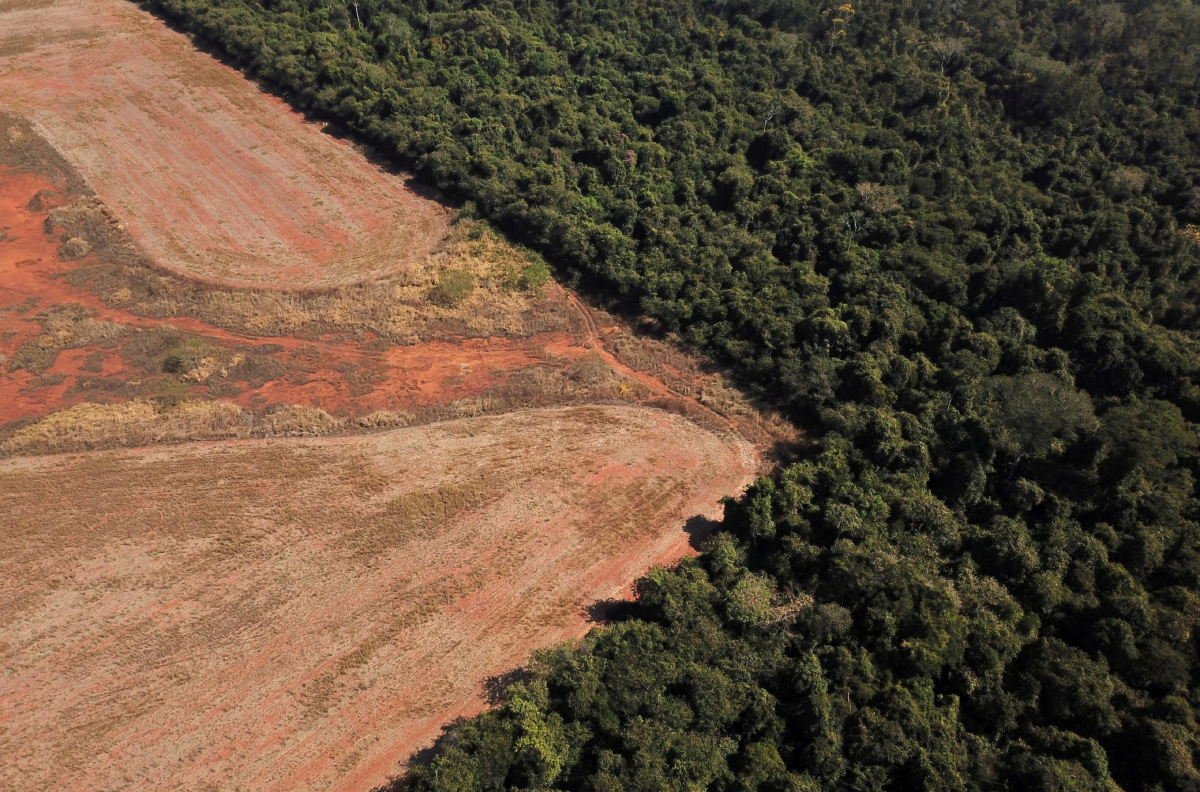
[137,0,1200,788]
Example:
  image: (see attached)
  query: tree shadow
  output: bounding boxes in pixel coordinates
[583,597,637,624]
[484,666,533,706]
[370,716,467,792]
[684,514,722,550]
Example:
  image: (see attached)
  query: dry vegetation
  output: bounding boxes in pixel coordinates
[10,303,128,373]
[0,405,755,792]
[0,399,387,456]
[0,361,643,457]
[57,203,573,345]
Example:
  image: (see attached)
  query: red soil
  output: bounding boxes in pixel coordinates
[0,0,450,289]
[0,168,572,429]
[0,406,756,792]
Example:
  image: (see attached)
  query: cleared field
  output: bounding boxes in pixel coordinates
[0,405,756,792]
[0,0,450,288]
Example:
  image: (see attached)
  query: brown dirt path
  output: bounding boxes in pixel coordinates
[0,405,755,792]
[565,292,744,433]
[0,0,450,288]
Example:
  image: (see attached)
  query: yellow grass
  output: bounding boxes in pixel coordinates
[0,399,363,455]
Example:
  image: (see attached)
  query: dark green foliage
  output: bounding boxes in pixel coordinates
[431,268,476,306]
[162,353,188,374]
[138,0,1200,788]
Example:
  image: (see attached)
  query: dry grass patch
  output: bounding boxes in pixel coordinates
[354,410,415,429]
[257,403,344,437]
[10,303,128,372]
[0,399,364,456]
[0,400,249,455]
[52,196,571,344]
[350,480,498,556]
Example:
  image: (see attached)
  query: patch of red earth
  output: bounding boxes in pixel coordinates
[0,169,581,429]
[247,338,550,413]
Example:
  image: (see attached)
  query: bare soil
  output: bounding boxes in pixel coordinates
[0,406,755,792]
[0,0,450,288]
[0,7,796,792]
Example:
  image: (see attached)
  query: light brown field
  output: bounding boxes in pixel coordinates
[0,405,756,792]
[0,0,450,288]
[0,5,793,792]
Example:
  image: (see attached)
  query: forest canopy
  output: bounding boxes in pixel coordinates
[137,0,1200,789]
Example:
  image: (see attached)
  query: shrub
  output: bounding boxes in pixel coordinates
[430,269,475,306]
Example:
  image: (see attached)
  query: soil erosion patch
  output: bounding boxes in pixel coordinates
[0,0,450,288]
[0,405,756,792]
